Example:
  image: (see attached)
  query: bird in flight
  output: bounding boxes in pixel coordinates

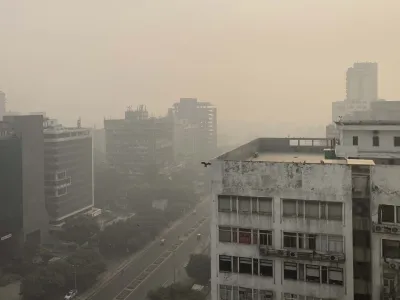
[201,162,211,167]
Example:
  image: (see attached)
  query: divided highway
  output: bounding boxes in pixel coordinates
[86,198,211,300]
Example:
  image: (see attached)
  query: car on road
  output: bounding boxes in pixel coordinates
[64,289,78,300]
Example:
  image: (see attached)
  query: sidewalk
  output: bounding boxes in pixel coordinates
[80,198,208,299]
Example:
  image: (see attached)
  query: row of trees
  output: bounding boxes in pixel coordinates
[20,248,106,300]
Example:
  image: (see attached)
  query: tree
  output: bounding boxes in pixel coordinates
[20,249,106,300]
[58,215,100,245]
[147,283,204,300]
[185,254,211,285]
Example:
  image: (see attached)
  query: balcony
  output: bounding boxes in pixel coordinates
[372,222,400,235]
[259,246,345,263]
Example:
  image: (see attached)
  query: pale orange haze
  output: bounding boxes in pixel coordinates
[0,0,399,132]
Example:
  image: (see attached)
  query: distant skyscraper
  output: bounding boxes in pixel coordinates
[171,98,217,162]
[0,91,6,121]
[346,62,378,102]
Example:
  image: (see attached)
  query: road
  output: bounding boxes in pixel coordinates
[87,199,210,300]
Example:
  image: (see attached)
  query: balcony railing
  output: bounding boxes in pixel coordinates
[372,222,400,235]
[259,246,345,263]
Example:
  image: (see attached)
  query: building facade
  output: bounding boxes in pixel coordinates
[44,118,94,225]
[210,136,400,300]
[172,98,217,161]
[346,62,378,103]
[3,115,48,244]
[104,105,173,177]
[0,129,23,264]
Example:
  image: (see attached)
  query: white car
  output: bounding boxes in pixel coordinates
[64,289,78,300]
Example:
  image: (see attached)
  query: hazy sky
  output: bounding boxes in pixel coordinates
[1,0,400,130]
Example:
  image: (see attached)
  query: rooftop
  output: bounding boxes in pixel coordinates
[217,137,375,165]
[335,120,400,126]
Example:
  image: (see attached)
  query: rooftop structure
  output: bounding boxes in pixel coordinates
[209,137,400,300]
[0,91,5,121]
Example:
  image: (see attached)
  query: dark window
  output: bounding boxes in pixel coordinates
[259,259,273,277]
[259,198,272,214]
[238,257,252,275]
[321,266,328,284]
[253,258,259,275]
[219,255,232,272]
[219,227,231,243]
[284,262,297,280]
[259,230,272,246]
[232,228,238,243]
[306,265,320,283]
[218,196,231,212]
[305,201,319,218]
[282,200,297,217]
[373,136,379,147]
[252,229,258,245]
[397,207,400,223]
[329,268,344,286]
[353,136,359,146]
[232,256,238,273]
[238,197,251,213]
[283,232,297,248]
[394,137,400,147]
[383,239,400,259]
[380,205,395,223]
[327,202,343,221]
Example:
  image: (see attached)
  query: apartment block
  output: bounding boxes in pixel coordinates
[43,118,94,225]
[104,105,173,177]
[210,136,400,300]
[172,98,217,161]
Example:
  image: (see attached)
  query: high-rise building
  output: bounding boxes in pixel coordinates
[43,118,94,226]
[346,62,378,103]
[0,127,23,264]
[0,91,6,121]
[104,105,173,177]
[171,98,217,162]
[209,132,400,299]
[3,115,48,244]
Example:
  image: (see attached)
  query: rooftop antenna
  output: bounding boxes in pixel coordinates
[77,117,81,128]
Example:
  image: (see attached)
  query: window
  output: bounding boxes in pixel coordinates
[239,197,250,213]
[328,235,344,253]
[259,259,273,277]
[299,234,316,250]
[306,265,320,283]
[397,206,400,223]
[320,202,326,219]
[219,285,232,300]
[305,202,319,218]
[56,187,67,197]
[283,200,297,217]
[321,266,328,284]
[233,257,238,273]
[219,227,232,243]
[218,196,231,212]
[259,198,272,214]
[327,202,343,221]
[380,205,395,223]
[353,136,358,146]
[251,198,258,213]
[382,239,400,259]
[298,200,304,217]
[238,229,252,244]
[253,259,259,275]
[239,287,252,300]
[232,228,238,243]
[283,232,297,248]
[373,135,379,147]
[394,137,400,147]
[259,230,272,246]
[284,262,298,280]
[219,255,232,272]
[328,268,344,285]
[239,257,252,275]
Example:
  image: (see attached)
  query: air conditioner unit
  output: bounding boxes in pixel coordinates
[373,224,385,233]
[289,251,298,258]
[330,255,339,262]
[391,227,399,234]
[389,263,399,270]
[277,249,288,257]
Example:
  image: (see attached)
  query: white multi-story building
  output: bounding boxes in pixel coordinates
[209,135,400,300]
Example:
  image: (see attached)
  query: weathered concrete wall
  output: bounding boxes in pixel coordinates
[210,160,354,300]
[371,165,400,300]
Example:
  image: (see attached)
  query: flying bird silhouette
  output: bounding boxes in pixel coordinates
[201,162,211,167]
